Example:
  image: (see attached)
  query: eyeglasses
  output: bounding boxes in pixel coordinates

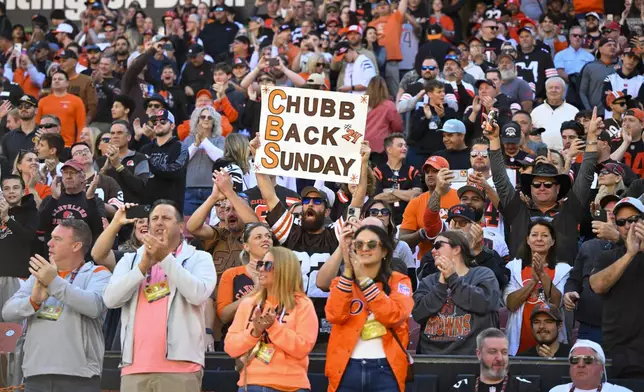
[368,208,390,217]
[421,65,437,71]
[72,149,91,156]
[199,115,214,121]
[147,103,163,109]
[148,119,168,127]
[352,239,382,251]
[255,260,274,271]
[531,181,555,189]
[433,240,452,250]
[101,137,111,143]
[39,123,58,129]
[302,197,324,205]
[615,215,642,227]
[470,150,489,158]
[569,355,599,365]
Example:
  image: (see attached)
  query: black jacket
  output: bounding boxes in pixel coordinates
[0,194,38,278]
[179,61,215,99]
[94,76,121,123]
[199,21,239,62]
[140,137,188,210]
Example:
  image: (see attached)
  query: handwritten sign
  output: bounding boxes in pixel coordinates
[255,86,369,184]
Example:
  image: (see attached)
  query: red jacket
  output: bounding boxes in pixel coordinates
[325,272,413,392]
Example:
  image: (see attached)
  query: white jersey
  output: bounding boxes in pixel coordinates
[550,382,632,392]
[399,23,419,71]
[343,54,376,95]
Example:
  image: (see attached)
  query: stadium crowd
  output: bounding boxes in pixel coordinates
[0,0,642,391]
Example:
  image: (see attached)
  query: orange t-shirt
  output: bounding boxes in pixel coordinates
[35,93,86,147]
[400,189,460,259]
[215,265,255,319]
[121,263,201,375]
[25,182,52,200]
[518,266,556,354]
[572,0,603,14]
[368,10,404,61]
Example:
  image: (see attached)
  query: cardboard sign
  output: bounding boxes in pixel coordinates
[254,86,369,184]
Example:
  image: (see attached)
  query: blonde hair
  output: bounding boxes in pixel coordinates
[223,133,251,174]
[254,247,304,311]
[306,53,326,75]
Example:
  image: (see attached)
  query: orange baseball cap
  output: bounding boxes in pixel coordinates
[422,156,449,172]
[625,108,644,122]
[196,89,213,100]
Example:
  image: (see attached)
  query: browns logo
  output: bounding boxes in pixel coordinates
[423,292,472,341]
[349,299,364,315]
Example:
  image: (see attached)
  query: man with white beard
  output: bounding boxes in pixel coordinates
[449,328,538,392]
[497,53,534,112]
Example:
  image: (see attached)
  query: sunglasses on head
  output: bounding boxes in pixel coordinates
[433,240,452,250]
[421,65,437,71]
[148,119,168,127]
[39,123,57,129]
[199,115,213,121]
[256,259,274,271]
[147,103,163,109]
[569,355,598,365]
[470,150,489,158]
[352,239,382,251]
[368,208,391,217]
[531,181,555,189]
[302,197,324,205]
[615,215,642,227]
[599,169,618,176]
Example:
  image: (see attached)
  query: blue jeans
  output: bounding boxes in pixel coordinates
[239,387,310,392]
[184,187,212,215]
[578,322,603,345]
[337,358,399,392]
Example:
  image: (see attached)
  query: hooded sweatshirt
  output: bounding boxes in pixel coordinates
[0,194,38,277]
[140,136,188,209]
[412,266,501,355]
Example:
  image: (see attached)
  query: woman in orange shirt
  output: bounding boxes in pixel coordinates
[13,150,51,208]
[429,0,455,42]
[217,223,272,330]
[325,225,413,392]
[225,246,318,392]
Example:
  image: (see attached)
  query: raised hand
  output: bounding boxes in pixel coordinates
[435,168,454,196]
[86,175,100,200]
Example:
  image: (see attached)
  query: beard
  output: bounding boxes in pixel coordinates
[481,359,508,380]
[534,330,558,345]
[500,68,517,81]
[301,208,325,232]
[472,162,489,173]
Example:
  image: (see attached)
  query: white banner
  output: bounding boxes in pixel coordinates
[254,86,369,184]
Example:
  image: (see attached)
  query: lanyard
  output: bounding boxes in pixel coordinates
[569,383,603,392]
[67,268,80,285]
[475,376,508,392]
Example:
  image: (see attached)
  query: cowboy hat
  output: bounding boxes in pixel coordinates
[520,163,571,200]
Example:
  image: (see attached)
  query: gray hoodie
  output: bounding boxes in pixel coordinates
[412,266,501,355]
[2,262,111,378]
[579,59,617,115]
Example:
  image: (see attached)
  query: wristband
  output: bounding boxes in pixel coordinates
[116,165,125,172]
[419,228,428,241]
[586,141,597,146]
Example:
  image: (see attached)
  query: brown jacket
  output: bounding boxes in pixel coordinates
[67,73,97,123]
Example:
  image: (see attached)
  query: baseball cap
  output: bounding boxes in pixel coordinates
[530,127,546,136]
[444,54,460,66]
[248,16,264,25]
[278,24,292,33]
[232,56,248,68]
[31,40,50,51]
[61,159,85,172]
[438,119,466,134]
[598,37,615,48]
[333,41,351,61]
[501,122,521,144]
[446,204,477,224]
[597,130,612,143]
[517,154,537,167]
[510,102,522,111]
[144,94,168,109]
[104,20,116,30]
[570,340,606,365]
[599,194,620,209]
[196,89,213,100]
[530,302,562,322]
[604,21,620,32]
[613,196,644,215]
[326,2,339,10]
[346,25,363,35]
[53,23,73,34]
[31,14,48,28]
[212,4,227,12]
[187,43,204,56]
[59,49,78,60]
[306,73,326,86]
[149,109,175,124]
[605,91,628,107]
[601,162,625,177]
[622,46,641,57]
[85,44,101,53]
[422,156,450,172]
[19,94,38,107]
[624,108,644,122]
[427,24,443,39]
[300,186,328,203]
[475,79,496,90]
[585,12,601,21]
[457,182,486,200]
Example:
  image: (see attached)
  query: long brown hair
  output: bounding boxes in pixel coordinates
[253,247,305,311]
[366,76,389,109]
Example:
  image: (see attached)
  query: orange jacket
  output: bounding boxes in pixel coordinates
[325,273,413,392]
[224,293,318,391]
[13,69,41,98]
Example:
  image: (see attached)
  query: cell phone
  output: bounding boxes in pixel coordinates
[269,58,280,67]
[126,205,151,219]
[13,43,21,55]
[536,147,548,158]
[450,169,469,182]
[162,43,173,51]
[488,109,498,126]
[593,209,608,222]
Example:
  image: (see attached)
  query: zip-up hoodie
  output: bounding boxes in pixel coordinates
[224,294,318,390]
[140,137,188,209]
[103,241,217,368]
[0,194,38,277]
[2,262,111,378]
[412,267,501,355]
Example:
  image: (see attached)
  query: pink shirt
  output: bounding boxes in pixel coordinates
[365,100,403,153]
[121,261,201,375]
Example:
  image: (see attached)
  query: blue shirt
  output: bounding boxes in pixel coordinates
[554,47,595,76]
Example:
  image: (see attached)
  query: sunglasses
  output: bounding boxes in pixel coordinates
[421,65,437,71]
[615,215,642,227]
[199,115,214,121]
[147,103,163,109]
[302,197,324,205]
[433,240,452,250]
[316,62,325,66]
[484,25,498,30]
[570,33,583,38]
[368,208,390,217]
[531,181,555,189]
[470,150,489,158]
[614,101,627,107]
[101,137,111,143]
[256,260,274,271]
[39,123,58,129]
[352,239,382,251]
[18,103,34,110]
[569,355,598,365]
[148,119,168,127]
